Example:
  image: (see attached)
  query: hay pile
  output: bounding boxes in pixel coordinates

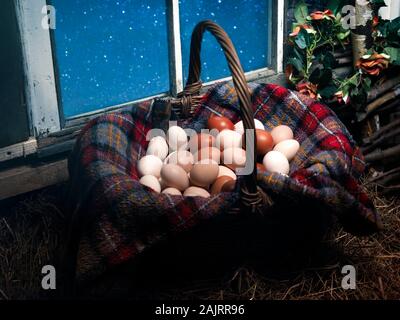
[0,177,399,300]
[0,186,65,300]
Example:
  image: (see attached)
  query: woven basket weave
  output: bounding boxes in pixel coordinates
[63,21,381,293]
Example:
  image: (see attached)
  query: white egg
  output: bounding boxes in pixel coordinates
[137,155,163,178]
[263,151,290,175]
[139,175,161,193]
[273,139,300,161]
[167,126,188,152]
[165,150,194,172]
[222,147,246,170]
[146,136,169,160]
[234,119,264,135]
[215,130,242,150]
[217,166,237,180]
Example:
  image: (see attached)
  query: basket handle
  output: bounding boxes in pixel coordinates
[180,20,269,212]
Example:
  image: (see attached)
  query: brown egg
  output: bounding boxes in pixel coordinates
[184,187,211,198]
[242,129,274,156]
[207,115,235,132]
[188,133,215,153]
[271,125,294,145]
[193,147,221,163]
[221,179,236,192]
[256,163,267,172]
[210,176,234,195]
[189,159,219,187]
[162,187,182,196]
[160,164,190,191]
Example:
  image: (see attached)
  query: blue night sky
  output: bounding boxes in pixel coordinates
[53,0,270,118]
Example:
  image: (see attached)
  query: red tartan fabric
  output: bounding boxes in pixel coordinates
[67,82,382,284]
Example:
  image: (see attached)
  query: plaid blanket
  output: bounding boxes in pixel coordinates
[66,82,382,285]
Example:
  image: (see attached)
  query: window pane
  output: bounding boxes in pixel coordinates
[179,0,271,83]
[53,0,169,118]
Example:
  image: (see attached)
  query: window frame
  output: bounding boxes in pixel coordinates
[3,0,286,162]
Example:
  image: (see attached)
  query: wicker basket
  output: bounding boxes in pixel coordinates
[62,20,381,295]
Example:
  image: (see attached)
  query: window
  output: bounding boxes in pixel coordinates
[3,0,284,161]
[179,0,272,82]
[52,0,170,118]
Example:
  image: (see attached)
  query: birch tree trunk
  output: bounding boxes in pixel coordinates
[351,0,374,67]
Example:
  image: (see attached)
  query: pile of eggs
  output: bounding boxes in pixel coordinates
[137,115,300,198]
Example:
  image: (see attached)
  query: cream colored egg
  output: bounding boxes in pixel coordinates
[217,166,237,180]
[273,139,300,161]
[234,119,264,135]
[215,129,242,150]
[222,147,247,170]
[184,187,211,198]
[137,155,163,178]
[146,136,169,160]
[160,164,190,191]
[167,126,188,152]
[271,125,294,145]
[165,150,194,172]
[139,175,161,193]
[162,187,182,196]
[159,177,167,190]
[189,159,219,187]
[263,151,290,175]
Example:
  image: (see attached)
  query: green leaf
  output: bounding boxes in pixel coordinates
[342,86,349,99]
[319,85,337,98]
[365,48,375,55]
[318,69,333,88]
[327,0,345,14]
[293,46,305,61]
[348,75,359,87]
[380,17,400,46]
[321,52,336,69]
[337,30,351,40]
[364,77,372,88]
[309,68,321,84]
[351,87,359,97]
[287,57,304,73]
[385,47,400,65]
[295,33,306,49]
[294,28,310,50]
[294,1,308,24]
